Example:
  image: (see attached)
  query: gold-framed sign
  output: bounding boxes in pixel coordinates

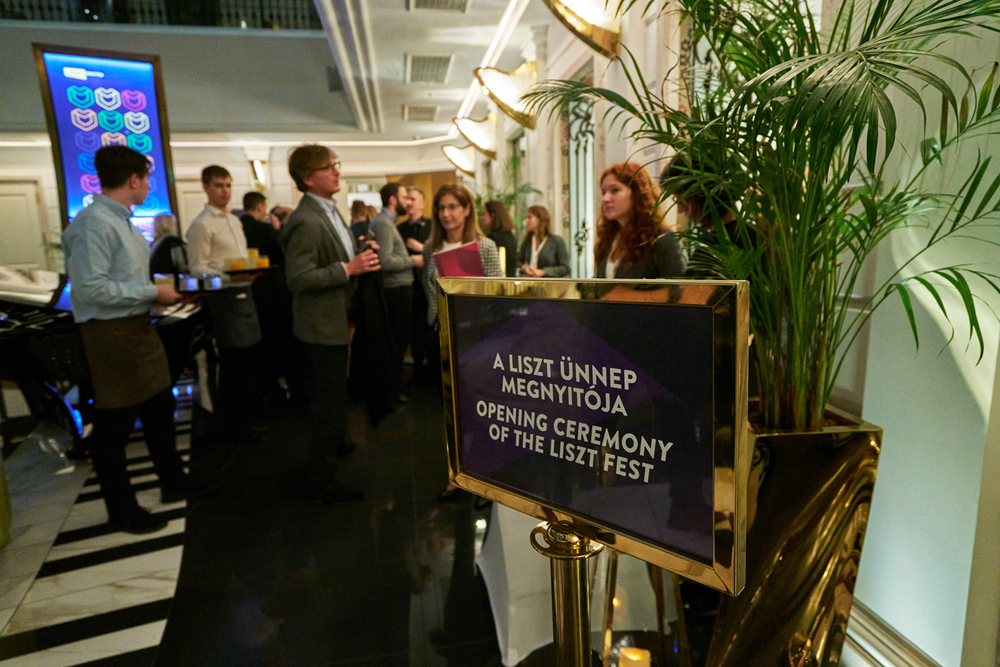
[437,278,749,595]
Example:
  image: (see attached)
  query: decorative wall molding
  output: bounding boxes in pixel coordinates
[847,600,944,667]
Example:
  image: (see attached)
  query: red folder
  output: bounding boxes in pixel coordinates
[433,241,485,277]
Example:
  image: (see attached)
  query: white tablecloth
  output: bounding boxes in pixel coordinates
[476,504,677,666]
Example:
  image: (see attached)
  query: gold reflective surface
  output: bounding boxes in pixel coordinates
[474,62,538,130]
[540,0,622,59]
[705,422,882,666]
[454,114,498,160]
[436,277,749,595]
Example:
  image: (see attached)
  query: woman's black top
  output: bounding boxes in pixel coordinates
[594,233,685,279]
[488,230,518,277]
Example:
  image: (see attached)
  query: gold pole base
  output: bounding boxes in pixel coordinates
[531,522,604,667]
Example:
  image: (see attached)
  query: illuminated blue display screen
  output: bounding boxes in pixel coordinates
[41,51,171,236]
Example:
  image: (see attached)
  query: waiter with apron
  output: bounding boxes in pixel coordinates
[63,145,196,534]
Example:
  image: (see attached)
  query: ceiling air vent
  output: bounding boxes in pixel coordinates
[403,105,438,122]
[408,0,469,10]
[405,54,453,84]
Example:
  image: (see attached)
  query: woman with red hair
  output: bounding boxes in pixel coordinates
[594,162,684,279]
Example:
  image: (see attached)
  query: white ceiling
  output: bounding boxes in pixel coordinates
[0,0,571,143]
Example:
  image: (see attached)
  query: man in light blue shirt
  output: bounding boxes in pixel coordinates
[63,145,196,534]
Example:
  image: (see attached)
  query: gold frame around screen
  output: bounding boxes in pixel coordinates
[436,277,750,595]
[32,43,179,232]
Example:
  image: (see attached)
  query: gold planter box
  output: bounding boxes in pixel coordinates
[705,419,881,666]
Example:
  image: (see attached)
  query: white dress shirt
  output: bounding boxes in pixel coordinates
[186,204,249,275]
[529,236,547,270]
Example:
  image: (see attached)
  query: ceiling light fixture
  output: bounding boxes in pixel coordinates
[453,114,497,159]
[454,0,533,124]
[473,61,537,129]
[541,0,621,59]
[442,145,477,176]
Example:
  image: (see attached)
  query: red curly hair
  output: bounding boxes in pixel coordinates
[594,162,662,268]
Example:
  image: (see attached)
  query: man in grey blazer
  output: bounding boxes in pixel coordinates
[281,145,381,504]
[368,181,423,401]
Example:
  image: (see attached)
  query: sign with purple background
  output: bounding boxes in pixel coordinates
[450,296,716,564]
[35,47,175,238]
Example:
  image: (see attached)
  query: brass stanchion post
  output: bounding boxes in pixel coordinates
[531,521,604,667]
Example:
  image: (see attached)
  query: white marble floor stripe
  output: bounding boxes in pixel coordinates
[0,620,167,667]
[3,570,178,636]
[17,546,184,609]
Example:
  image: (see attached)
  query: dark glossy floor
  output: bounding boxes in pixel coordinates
[153,378,506,667]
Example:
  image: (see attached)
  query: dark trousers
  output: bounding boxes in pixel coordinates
[90,388,186,520]
[218,344,263,431]
[410,283,432,374]
[306,343,348,492]
[384,285,412,390]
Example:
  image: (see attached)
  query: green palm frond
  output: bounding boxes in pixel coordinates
[526,0,1000,430]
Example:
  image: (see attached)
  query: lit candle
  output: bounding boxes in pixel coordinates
[498,246,506,275]
[619,647,651,667]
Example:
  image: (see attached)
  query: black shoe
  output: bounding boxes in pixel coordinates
[336,441,358,460]
[305,484,366,505]
[161,479,221,504]
[109,508,168,534]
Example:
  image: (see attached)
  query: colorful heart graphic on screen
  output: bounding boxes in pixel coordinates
[75,131,101,152]
[101,132,128,147]
[82,194,94,208]
[67,86,94,109]
[94,87,121,111]
[146,155,156,172]
[146,177,156,192]
[98,110,124,132]
[127,133,153,154]
[71,108,99,132]
[78,153,96,175]
[140,196,160,211]
[123,111,149,134]
[80,174,102,194]
[121,90,147,113]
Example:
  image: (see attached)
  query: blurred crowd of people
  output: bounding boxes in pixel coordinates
[63,142,694,533]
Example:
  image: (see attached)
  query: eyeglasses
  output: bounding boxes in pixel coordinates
[314,161,341,173]
[436,202,465,212]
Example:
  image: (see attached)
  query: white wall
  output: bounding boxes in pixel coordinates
[855,29,1000,667]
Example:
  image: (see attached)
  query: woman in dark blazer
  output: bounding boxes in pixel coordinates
[482,199,518,277]
[518,206,570,277]
[594,162,684,279]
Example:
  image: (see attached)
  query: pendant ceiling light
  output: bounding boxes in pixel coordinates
[453,114,497,160]
[442,145,478,176]
[541,0,621,59]
[474,61,537,130]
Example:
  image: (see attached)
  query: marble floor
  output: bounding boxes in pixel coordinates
[0,410,192,666]
[0,375,679,666]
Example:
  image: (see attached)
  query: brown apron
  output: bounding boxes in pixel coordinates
[79,314,171,409]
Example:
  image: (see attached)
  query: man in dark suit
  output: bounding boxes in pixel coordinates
[280,145,381,503]
[399,187,433,384]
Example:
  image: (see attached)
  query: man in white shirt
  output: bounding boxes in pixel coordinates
[186,165,263,442]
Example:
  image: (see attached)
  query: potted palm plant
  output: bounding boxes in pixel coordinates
[526,0,1000,663]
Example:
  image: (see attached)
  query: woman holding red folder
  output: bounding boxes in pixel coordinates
[421,183,503,327]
